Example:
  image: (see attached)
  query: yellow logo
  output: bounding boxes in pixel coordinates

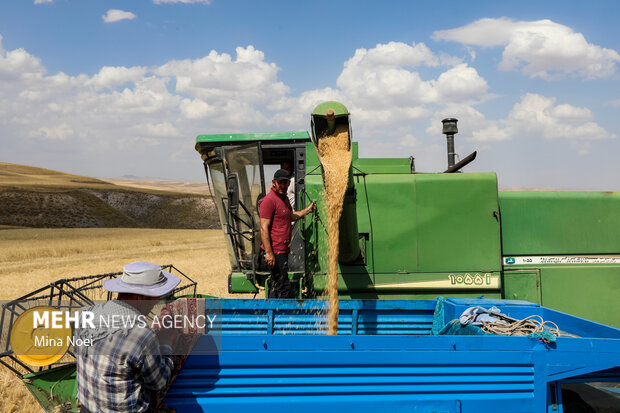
[10,307,71,366]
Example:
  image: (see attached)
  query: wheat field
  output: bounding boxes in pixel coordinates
[0,227,240,413]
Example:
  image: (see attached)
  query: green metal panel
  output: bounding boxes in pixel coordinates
[338,190,361,263]
[415,173,502,273]
[305,141,321,171]
[353,173,374,272]
[312,101,349,117]
[229,271,304,297]
[353,158,412,174]
[22,363,78,412]
[363,173,418,273]
[503,270,541,304]
[499,191,620,255]
[303,173,331,275]
[304,161,502,287]
[229,272,259,293]
[538,265,620,328]
[196,131,310,144]
[501,264,620,328]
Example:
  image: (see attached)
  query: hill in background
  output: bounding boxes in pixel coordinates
[101,177,211,196]
[0,162,218,229]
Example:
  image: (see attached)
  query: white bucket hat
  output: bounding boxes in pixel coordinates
[103,262,181,297]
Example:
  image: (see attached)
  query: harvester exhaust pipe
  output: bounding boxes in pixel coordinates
[441,118,458,168]
[444,150,477,173]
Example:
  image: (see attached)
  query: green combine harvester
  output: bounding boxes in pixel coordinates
[196,100,620,328]
[1,101,619,412]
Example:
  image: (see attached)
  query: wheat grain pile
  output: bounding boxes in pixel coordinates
[318,125,351,335]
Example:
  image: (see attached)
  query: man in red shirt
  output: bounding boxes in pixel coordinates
[260,168,315,298]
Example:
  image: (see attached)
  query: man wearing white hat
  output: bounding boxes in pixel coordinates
[75,262,181,413]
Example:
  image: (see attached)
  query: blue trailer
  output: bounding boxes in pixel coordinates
[4,289,619,412]
[163,297,620,412]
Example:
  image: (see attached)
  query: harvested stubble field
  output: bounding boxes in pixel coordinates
[0,227,236,413]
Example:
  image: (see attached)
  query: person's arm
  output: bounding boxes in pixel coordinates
[260,217,275,267]
[290,201,315,221]
[139,332,174,392]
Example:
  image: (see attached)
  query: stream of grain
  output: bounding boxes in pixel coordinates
[317,125,351,335]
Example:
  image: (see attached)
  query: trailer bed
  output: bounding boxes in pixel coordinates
[164,298,620,412]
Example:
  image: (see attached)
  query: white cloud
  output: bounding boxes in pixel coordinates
[434,18,515,47]
[434,64,489,103]
[30,123,74,140]
[132,122,179,138]
[336,41,488,112]
[0,37,488,157]
[0,34,46,81]
[433,18,620,80]
[438,53,464,67]
[549,104,592,122]
[354,41,439,68]
[34,0,53,4]
[400,133,421,148]
[0,33,614,183]
[154,0,212,4]
[155,46,289,106]
[465,46,476,62]
[470,124,512,142]
[571,141,592,155]
[609,99,620,107]
[509,94,609,139]
[97,76,180,115]
[179,98,211,119]
[468,93,614,144]
[102,9,137,24]
[87,66,147,90]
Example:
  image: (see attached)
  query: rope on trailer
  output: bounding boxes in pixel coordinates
[480,313,579,338]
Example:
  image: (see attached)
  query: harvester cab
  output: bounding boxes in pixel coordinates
[195,130,312,295]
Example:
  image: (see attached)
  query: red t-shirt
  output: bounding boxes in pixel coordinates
[259,187,292,253]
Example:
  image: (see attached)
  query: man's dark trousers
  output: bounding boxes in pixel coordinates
[269,253,290,298]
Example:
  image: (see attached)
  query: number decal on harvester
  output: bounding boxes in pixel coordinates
[449,273,492,286]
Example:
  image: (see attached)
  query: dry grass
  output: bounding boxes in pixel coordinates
[0,228,233,298]
[0,227,239,412]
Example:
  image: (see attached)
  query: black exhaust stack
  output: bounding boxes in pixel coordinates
[441,118,458,169]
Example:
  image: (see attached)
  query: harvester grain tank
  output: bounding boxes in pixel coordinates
[195,101,620,328]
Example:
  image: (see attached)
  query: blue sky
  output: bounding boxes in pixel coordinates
[1,0,619,190]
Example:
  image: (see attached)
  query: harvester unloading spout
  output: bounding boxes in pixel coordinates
[310,101,360,264]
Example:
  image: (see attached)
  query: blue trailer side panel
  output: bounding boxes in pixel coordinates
[164,299,620,412]
[166,335,619,412]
